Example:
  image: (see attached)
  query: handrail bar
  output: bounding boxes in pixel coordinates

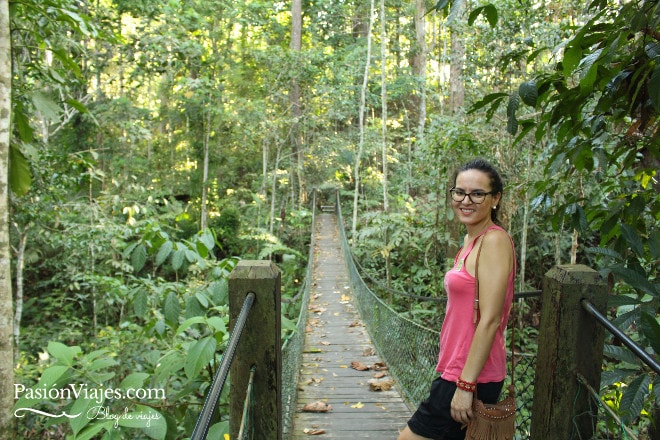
[581,299,660,375]
[191,292,256,440]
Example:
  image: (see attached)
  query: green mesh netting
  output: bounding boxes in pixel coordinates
[280,195,316,438]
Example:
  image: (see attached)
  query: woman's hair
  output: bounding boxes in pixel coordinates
[453,158,504,223]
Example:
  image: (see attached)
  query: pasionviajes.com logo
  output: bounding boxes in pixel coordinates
[14,382,166,428]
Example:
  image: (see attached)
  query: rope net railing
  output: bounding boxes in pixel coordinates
[280,191,317,438]
[335,197,537,439]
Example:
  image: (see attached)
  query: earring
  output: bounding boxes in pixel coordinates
[492,206,497,210]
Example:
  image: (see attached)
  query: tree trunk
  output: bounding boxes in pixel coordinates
[380,0,388,213]
[412,0,428,143]
[12,224,27,361]
[290,0,303,208]
[448,2,466,113]
[200,107,211,230]
[0,0,15,433]
[351,0,375,240]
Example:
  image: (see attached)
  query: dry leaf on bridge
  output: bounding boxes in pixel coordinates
[303,428,327,435]
[350,361,370,371]
[302,401,333,412]
[368,378,395,391]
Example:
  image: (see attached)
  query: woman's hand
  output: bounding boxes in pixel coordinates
[450,388,474,425]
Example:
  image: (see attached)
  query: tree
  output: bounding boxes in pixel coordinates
[0,0,14,434]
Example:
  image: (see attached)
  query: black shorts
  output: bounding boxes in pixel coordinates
[406,377,503,440]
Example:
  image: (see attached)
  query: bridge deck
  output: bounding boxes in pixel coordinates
[291,213,412,439]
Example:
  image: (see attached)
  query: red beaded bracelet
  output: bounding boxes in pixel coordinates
[456,377,477,393]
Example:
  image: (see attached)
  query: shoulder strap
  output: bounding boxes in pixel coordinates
[473,230,516,386]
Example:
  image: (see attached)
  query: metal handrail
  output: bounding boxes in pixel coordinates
[190,292,256,440]
[581,299,660,375]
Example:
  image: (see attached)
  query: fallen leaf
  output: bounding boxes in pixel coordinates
[368,378,395,391]
[362,347,376,356]
[373,371,387,379]
[349,321,361,328]
[302,401,333,413]
[351,361,370,371]
[303,428,327,435]
[351,402,364,408]
[372,362,388,370]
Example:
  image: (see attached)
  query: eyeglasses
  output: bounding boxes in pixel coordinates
[449,188,494,204]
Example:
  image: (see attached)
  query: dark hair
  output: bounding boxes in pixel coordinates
[453,158,504,223]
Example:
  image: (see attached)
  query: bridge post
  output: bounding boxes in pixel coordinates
[228,260,282,440]
[530,264,607,439]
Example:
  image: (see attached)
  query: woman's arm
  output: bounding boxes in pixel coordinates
[450,230,514,425]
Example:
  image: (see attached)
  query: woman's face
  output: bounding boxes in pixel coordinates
[452,169,501,227]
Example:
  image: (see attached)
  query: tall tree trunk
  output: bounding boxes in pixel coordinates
[380,0,388,213]
[445,3,467,260]
[351,0,375,240]
[412,0,428,144]
[200,107,211,230]
[290,0,303,208]
[448,2,466,113]
[0,0,15,433]
[12,224,27,362]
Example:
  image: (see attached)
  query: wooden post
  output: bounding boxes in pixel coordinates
[229,260,282,440]
[530,264,607,439]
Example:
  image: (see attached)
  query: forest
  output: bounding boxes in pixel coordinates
[0,0,658,438]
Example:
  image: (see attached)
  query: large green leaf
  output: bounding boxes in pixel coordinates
[48,342,81,367]
[9,143,32,196]
[619,374,651,423]
[185,336,216,379]
[639,311,660,355]
[118,405,167,440]
[131,244,147,273]
[155,240,173,267]
[163,291,181,326]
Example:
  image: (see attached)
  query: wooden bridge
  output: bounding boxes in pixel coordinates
[290,213,411,438]
[218,200,648,440]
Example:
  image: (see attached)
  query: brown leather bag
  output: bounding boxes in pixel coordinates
[465,231,517,440]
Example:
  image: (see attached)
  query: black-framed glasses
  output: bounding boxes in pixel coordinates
[449,188,494,204]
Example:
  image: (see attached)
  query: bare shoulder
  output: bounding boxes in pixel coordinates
[481,229,514,262]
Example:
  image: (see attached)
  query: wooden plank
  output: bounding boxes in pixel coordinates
[290,213,412,439]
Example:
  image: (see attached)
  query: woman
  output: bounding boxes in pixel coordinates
[398,159,516,440]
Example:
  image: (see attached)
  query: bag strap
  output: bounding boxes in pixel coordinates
[473,231,516,389]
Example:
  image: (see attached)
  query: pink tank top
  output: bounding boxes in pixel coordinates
[435,225,515,383]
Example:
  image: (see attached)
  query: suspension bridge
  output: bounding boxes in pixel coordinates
[190,194,659,440]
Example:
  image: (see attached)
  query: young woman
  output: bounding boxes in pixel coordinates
[398,159,516,440]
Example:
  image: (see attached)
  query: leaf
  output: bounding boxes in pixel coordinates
[163,291,181,326]
[69,397,101,435]
[506,93,519,135]
[31,90,62,121]
[619,374,651,423]
[518,80,538,107]
[118,405,167,440]
[155,241,173,266]
[619,223,644,257]
[639,311,660,355]
[603,344,641,365]
[133,289,148,317]
[350,402,364,408]
[131,244,147,273]
[185,336,216,379]
[171,249,185,271]
[9,144,32,196]
[468,4,498,27]
[119,373,150,391]
[48,342,81,367]
[174,316,206,337]
[302,401,332,412]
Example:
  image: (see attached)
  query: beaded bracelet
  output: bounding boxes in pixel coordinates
[456,377,477,393]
